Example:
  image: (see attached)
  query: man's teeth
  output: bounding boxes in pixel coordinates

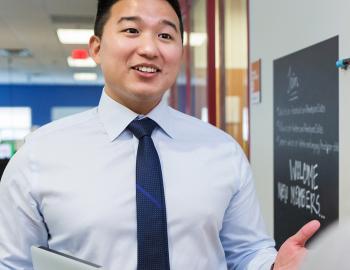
[135,66,158,73]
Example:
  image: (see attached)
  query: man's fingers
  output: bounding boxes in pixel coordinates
[291,220,321,246]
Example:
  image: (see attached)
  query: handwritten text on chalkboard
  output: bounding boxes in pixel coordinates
[277,159,325,219]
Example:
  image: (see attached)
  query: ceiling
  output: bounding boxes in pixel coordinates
[0,0,104,84]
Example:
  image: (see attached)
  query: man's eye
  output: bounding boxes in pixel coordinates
[124,28,139,34]
[159,33,172,40]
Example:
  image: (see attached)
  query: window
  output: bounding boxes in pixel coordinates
[0,107,32,141]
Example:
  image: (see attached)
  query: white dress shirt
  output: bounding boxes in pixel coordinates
[0,90,277,270]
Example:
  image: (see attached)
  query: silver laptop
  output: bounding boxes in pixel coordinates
[31,246,103,270]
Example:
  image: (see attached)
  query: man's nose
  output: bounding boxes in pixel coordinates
[137,33,159,59]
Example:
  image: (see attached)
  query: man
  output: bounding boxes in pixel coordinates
[0,0,319,269]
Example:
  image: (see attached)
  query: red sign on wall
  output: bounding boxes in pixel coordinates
[250,59,261,104]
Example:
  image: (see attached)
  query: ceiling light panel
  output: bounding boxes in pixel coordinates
[74,73,98,81]
[57,29,94,44]
[67,57,96,68]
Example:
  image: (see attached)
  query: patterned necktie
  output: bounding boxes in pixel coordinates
[127,117,170,270]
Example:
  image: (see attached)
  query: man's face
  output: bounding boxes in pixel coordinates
[90,0,183,114]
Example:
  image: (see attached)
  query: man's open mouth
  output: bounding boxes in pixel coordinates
[132,65,161,74]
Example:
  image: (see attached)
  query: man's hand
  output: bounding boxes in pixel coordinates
[273,220,320,270]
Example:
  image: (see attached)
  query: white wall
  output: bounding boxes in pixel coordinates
[249,0,350,235]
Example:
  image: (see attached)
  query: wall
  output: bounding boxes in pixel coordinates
[249,0,350,235]
[0,84,102,126]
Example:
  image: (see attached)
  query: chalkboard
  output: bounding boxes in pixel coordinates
[273,36,339,248]
[0,159,9,180]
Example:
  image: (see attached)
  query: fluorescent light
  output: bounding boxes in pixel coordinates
[74,73,97,81]
[57,29,94,44]
[67,57,97,68]
[183,32,207,47]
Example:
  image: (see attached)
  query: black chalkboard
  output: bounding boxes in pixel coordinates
[0,159,10,180]
[273,36,339,248]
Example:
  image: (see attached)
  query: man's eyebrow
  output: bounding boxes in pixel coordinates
[161,19,178,32]
[117,16,178,33]
[117,16,141,23]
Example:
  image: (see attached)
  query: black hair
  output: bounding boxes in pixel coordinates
[94,0,184,40]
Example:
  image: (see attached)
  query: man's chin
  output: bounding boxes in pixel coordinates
[131,89,166,102]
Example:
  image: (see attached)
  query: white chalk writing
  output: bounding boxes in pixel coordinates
[276,159,325,219]
[276,121,324,135]
[276,104,326,117]
[276,137,339,155]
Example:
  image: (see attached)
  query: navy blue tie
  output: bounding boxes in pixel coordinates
[127,118,170,270]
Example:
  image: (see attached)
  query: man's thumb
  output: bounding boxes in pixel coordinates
[290,220,321,246]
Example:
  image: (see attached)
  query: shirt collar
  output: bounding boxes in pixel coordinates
[98,89,176,141]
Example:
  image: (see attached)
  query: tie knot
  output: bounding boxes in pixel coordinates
[127,117,158,139]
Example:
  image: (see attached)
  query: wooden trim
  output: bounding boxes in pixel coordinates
[207,0,216,126]
[218,0,226,129]
[184,1,192,115]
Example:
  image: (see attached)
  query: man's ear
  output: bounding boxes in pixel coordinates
[89,35,101,64]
